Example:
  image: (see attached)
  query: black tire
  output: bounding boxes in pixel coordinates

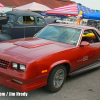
[46,64,67,93]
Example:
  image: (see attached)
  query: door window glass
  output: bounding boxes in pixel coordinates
[17,16,35,24]
[82,29,99,43]
[37,17,44,24]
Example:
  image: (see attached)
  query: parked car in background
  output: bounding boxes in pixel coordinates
[87,20,100,30]
[0,24,100,93]
[0,11,47,42]
[44,17,60,24]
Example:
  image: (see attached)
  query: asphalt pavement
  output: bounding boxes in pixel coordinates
[0,67,100,100]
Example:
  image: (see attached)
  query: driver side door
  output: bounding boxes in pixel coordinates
[73,29,100,71]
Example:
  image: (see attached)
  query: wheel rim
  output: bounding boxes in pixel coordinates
[53,69,65,88]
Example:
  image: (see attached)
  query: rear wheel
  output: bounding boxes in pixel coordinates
[47,65,67,93]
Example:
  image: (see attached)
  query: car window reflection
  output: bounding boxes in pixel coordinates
[35,25,82,45]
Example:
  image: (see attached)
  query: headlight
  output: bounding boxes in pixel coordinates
[12,62,26,71]
[19,64,26,71]
[12,62,18,69]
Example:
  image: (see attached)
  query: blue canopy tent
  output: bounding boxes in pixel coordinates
[83,11,100,20]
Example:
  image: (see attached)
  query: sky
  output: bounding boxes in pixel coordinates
[71,0,100,10]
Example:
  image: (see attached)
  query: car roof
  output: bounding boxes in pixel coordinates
[6,11,42,17]
[49,23,97,30]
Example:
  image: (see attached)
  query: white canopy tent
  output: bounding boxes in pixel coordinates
[13,2,51,12]
[0,7,12,13]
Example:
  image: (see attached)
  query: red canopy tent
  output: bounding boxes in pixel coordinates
[46,3,95,16]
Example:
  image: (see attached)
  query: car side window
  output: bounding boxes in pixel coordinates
[82,29,99,43]
[17,16,35,24]
[37,17,45,25]
[17,16,23,24]
[7,14,15,23]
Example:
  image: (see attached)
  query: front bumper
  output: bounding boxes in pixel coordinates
[0,71,47,92]
[0,56,47,92]
[0,75,26,92]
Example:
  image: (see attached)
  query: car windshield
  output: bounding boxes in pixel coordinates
[34,25,82,45]
[4,14,15,23]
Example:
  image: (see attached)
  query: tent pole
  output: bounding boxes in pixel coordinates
[81,19,83,25]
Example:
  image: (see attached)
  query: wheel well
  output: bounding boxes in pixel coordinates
[49,63,70,76]
[63,63,70,75]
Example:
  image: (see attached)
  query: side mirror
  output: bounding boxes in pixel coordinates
[80,41,90,47]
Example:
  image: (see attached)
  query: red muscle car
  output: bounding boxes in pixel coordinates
[0,24,100,93]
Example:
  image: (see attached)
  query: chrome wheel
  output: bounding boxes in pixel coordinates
[53,69,64,88]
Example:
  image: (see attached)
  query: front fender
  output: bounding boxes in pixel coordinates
[0,33,11,42]
[48,60,71,73]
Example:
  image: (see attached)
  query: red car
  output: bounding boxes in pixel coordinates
[0,24,100,93]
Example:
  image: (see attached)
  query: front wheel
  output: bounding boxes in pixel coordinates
[47,65,67,93]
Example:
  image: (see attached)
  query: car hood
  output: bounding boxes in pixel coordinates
[0,37,75,62]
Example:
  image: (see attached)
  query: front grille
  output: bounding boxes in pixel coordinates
[0,59,10,69]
